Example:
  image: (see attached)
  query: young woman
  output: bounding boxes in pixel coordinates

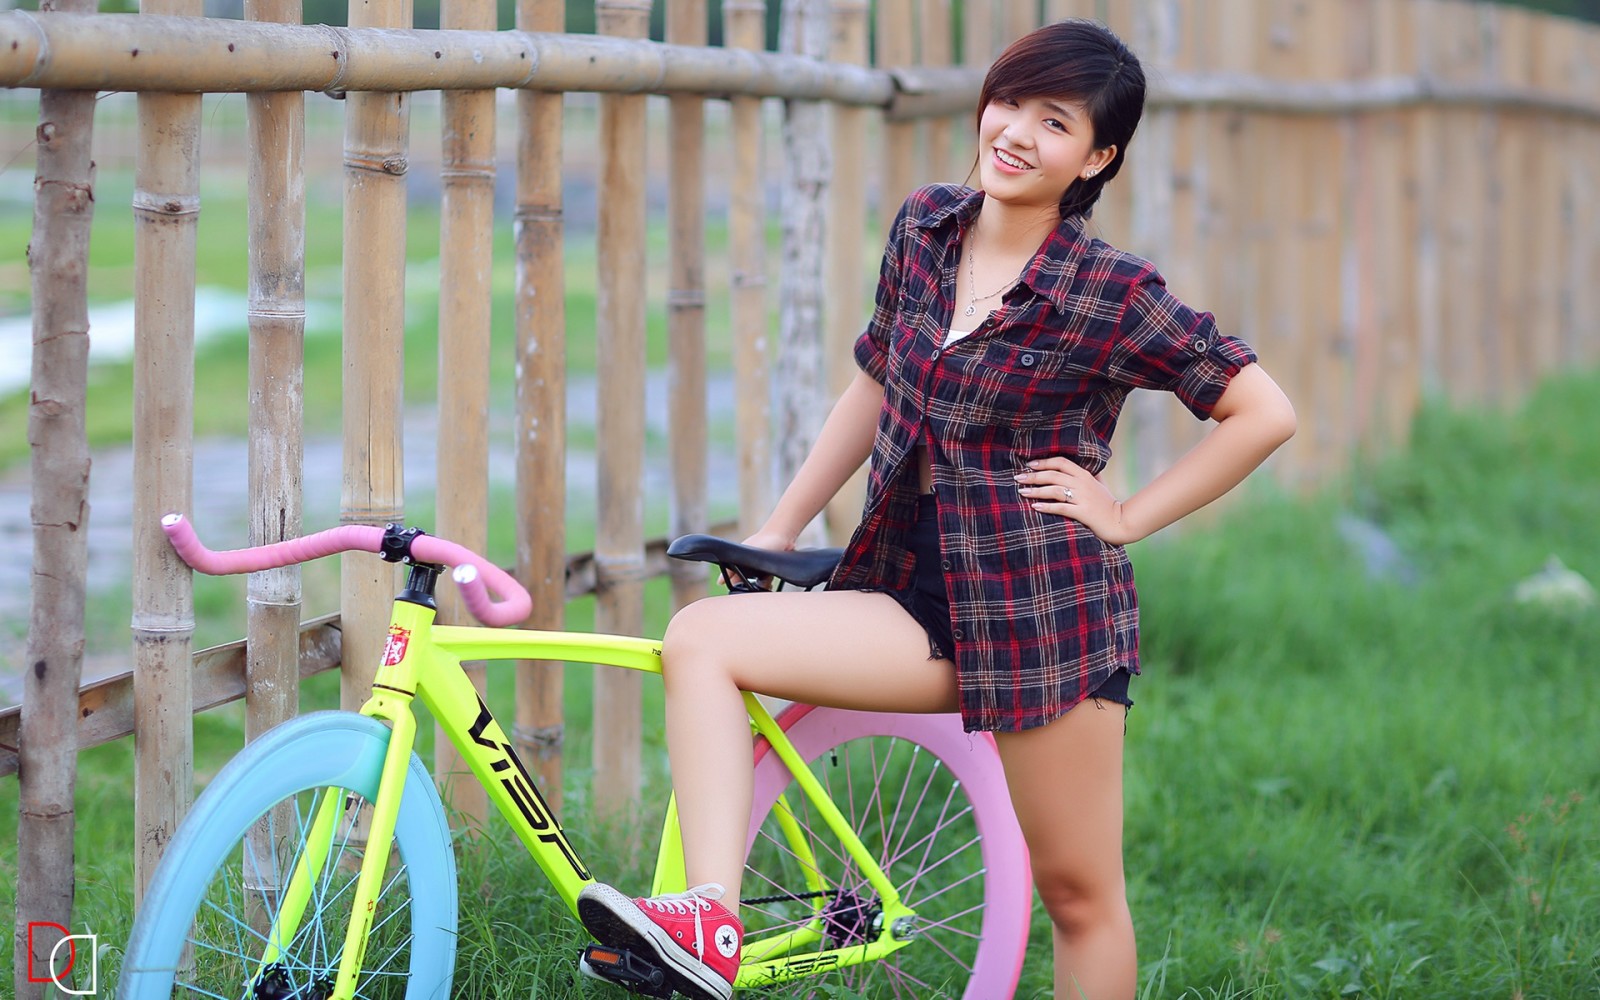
[578,19,1296,1000]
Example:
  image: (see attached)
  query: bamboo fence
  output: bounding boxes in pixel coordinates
[3,0,1600,959]
[12,0,96,990]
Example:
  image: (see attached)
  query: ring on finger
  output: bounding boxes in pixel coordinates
[1062,487,1074,502]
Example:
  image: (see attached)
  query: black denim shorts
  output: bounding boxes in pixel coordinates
[889,492,1133,709]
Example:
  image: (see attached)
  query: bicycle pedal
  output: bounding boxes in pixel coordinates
[578,944,675,999]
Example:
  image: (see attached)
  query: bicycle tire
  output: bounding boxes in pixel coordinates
[744,707,1031,999]
[118,711,458,1000]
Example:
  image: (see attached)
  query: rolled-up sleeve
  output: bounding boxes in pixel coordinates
[1109,275,1257,420]
[853,197,916,384]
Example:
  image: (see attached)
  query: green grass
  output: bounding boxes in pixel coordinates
[4,368,1598,997]
[1109,370,1600,999]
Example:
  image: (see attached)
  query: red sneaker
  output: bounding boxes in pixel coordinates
[578,882,742,1000]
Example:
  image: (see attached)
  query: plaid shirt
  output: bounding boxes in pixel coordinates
[830,185,1257,732]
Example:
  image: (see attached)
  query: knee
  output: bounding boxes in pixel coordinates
[660,599,735,689]
[1032,863,1128,939]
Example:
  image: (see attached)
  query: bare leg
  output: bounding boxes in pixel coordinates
[659,589,960,911]
[993,699,1135,1000]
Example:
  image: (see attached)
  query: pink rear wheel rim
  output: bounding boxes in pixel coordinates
[745,707,1031,999]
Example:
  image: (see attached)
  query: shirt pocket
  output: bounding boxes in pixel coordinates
[958,341,1071,428]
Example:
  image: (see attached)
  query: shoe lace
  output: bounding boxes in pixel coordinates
[640,883,727,960]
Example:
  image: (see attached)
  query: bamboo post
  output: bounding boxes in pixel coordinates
[1118,0,1178,496]
[1153,0,1213,488]
[513,0,567,807]
[1090,0,1136,247]
[1565,25,1600,369]
[1044,0,1094,22]
[1410,0,1444,399]
[1426,0,1489,407]
[1475,3,1507,408]
[1356,0,1421,449]
[1298,0,1349,482]
[1527,14,1566,384]
[433,0,496,827]
[876,0,916,236]
[1002,0,1037,46]
[667,0,708,612]
[593,0,650,821]
[920,0,956,182]
[1256,0,1332,486]
[131,0,202,902]
[964,0,995,67]
[240,0,305,917]
[243,0,303,758]
[725,0,770,536]
[14,0,96,988]
[823,0,870,547]
[1241,0,1301,486]
[339,0,411,713]
[774,0,831,544]
[1496,7,1541,400]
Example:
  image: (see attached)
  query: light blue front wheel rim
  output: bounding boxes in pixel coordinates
[118,711,458,999]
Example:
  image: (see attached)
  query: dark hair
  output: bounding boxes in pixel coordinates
[976,19,1146,220]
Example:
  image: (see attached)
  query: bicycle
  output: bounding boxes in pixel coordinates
[117,514,1032,999]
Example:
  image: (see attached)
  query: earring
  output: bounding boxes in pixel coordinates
[1084,168,1099,179]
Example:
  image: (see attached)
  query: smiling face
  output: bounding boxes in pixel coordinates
[977,96,1118,212]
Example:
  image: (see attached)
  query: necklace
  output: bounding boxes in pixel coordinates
[964,239,1021,317]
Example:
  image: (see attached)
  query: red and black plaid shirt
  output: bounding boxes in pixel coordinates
[830,184,1257,732]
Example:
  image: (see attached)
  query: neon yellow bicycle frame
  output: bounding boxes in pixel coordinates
[262,584,919,998]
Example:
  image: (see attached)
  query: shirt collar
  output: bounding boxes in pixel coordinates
[908,187,1091,315]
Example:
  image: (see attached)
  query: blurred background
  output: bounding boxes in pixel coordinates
[2,1,1598,996]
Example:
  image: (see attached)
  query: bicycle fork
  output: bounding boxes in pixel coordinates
[254,677,422,999]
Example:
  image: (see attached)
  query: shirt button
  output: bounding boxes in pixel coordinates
[1021,353,1035,367]
[1192,338,1209,353]
[940,559,952,571]
[931,349,941,361]
[952,627,965,641]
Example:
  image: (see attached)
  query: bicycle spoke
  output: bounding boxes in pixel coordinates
[883,746,931,866]
[741,719,1026,1000]
[165,783,415,999]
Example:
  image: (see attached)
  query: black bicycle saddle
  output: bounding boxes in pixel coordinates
[666,534,844,590]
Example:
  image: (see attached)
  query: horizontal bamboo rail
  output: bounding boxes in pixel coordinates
[5,14,1599,125]
[0,521,739,779]
[0,617,344,781]
[0,13,890,101]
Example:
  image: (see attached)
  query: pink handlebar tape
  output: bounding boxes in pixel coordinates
[160,513,533,628]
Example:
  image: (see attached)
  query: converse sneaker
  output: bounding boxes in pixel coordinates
[578,882,742,1000]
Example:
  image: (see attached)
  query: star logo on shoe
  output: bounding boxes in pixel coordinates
[714,923,739,959]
